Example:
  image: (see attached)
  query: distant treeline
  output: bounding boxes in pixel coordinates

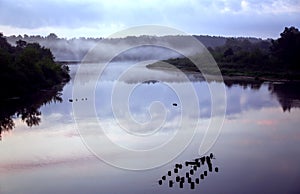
[148,27,300,80]
[5,33,264,62]
[0,33,70,99]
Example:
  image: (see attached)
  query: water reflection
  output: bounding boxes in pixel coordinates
[0,63,299,194]
[269,82,300,112]
[0,84,65,140]
[224,80,300,112]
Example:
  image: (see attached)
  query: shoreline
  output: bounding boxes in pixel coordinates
[146,64,298,83]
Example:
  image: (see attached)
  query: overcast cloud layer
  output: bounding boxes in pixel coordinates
[0,0,299,38]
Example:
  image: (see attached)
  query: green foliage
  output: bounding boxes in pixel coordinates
[0,33,70,98]
[150,26,300,80]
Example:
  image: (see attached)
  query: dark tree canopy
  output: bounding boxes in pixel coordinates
[270,26,300,69]
[0,33,70,99]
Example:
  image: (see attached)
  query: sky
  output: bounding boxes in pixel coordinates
[0,0,299,38]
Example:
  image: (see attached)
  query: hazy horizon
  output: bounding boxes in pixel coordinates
[1,0,299,39]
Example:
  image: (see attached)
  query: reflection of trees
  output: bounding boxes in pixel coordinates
[224,80,300,112]
[224,79,263,90]
[268,82,300,112]
[0,85,64,140]
[18,108,41,127]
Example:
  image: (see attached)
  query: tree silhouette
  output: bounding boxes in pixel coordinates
[271,26,300,70]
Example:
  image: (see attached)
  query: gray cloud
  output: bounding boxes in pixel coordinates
[0,0,299,38]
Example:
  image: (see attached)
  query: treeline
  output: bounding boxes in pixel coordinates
[149,27,300,80]
[5,33,263,62]
[0,33,70,99]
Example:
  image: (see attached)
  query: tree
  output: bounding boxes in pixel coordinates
[271,26,300,69]
[46,33,58,40]
[16,39,27,48]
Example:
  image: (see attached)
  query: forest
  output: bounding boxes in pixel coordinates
[0,33,70,99]
[148,27,300,80]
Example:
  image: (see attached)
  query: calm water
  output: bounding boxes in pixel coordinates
[1,62,300,194]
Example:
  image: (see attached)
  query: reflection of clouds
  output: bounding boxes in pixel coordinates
[226,84,278,116]
[256,119,278,126]
[95,79,281,121]
[0,154,94,173]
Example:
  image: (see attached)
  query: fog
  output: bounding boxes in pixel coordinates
[6,34,243,62]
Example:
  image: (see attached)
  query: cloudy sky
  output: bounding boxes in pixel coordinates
[0,0,299,38]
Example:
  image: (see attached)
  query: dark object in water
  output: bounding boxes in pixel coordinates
[169,180,173,187]
[187,177,192,183]
[176,176,180,182]
[206,156,211,164]
[179,181,183,188]
[158,180,162,185]
[181,177,185,183]
[215,167,219,172]
[193,166,197,171]
[195,178,200,184]
[85,98,87,100]
[210,153,214,159]
[190,169,194,175]
[200,174,204,179]
[200,156,206,164]
[204,171,207,176]
[175,163,182,169]
[174,168,178,173]
[186,172,189,177]
[185,161,197,166]
[172,103,177,106]
[162,176,166,180]
[68,99,73,102]
[168,171,171,176]
[190,182,195,189]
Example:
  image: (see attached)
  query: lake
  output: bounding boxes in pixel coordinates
[0,62,300,194]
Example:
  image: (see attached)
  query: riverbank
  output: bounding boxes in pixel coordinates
[146,61,298,82]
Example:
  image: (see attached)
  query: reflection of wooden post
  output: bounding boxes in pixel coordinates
[174,168,178,173]
[168,171,171,176]
[158,180,162,185]
[200,174,204,179]
[208,165,213,172]
[204,171,207,176]
[215,167,219,172]
[176,176,180,182]
[179,181,183,188]
[169,180,173,187]
[195,178,200,184]
[162,176,166,180]
[191,182,195,189]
